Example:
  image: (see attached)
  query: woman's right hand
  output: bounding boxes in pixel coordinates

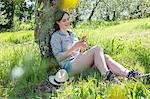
[72,40,87,50]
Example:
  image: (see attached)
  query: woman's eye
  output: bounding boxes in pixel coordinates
[62,18,69,22]
[62,19,66,22]
[67,18,69,21]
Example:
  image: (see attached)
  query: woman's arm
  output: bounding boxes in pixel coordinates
[51,33,87,61]
[57,46,76,61]
[57,40,87,61]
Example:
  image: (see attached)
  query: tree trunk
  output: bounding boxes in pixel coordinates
[34,0,59,71]
[88,0,101,21]
[72,7,81,28]
[112,11,116,21]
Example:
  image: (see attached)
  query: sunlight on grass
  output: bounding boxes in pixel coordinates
[0,18,150,98]
[0,30,33,44]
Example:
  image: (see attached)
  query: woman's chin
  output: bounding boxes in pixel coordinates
[65,27,69,30]
[66,25,70,28]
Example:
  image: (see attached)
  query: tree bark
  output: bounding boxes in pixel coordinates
[34,0,56,59]
[34,0,59,72]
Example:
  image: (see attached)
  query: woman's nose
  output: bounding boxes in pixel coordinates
[66,19,70,23]
[66,20,70,24]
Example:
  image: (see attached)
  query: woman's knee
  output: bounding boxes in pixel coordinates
[93,45,103,52]
[104,54,111,60]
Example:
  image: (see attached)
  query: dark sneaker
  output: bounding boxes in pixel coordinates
[127,70,141,79]
[147,74,150,79]
[147,74,150,83]
[141,73,150,83]
[105,70,121,84]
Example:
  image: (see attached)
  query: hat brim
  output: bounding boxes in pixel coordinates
[49,76,74,86]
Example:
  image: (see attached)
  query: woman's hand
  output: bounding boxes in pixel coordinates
[56,37,87,61]
[72,40,87,51]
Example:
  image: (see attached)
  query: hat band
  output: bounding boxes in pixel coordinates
[54,78,69,84]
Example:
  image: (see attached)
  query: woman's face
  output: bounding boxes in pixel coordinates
[57,13,70,30]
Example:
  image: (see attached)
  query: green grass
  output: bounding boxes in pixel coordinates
[0,18,150,98]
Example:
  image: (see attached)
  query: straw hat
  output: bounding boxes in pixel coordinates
[49,69,73,86]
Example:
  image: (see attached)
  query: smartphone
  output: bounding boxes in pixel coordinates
[81,36,86,42]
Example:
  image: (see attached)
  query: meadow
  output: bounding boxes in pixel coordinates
[0,18,150,98]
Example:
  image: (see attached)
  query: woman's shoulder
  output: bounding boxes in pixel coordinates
[68,31,76,36]
[51,31,61,37]
[51,30,77,38]
[50,31,62,41]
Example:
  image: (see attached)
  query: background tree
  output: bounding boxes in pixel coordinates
[0,0,15,30]
[0,0,35,31]
[70,0,150,21]
[88,0,101,21]
[71,7,81,28]
[17,0,34,21]
[0,1,9,29]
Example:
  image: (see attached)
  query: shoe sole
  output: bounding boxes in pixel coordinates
[140,73,150,77]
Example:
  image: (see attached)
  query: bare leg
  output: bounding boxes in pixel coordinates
[71,45,109,75]
[104,54,130,77]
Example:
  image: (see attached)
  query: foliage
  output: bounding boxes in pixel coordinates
[77,20,119,29]
[1,0,150,31]
[14,0,35,21]
[0,2,9,25]
[0,0,34,31]
[9,0,24,5]
[0,0,15,30]
[70,0,150,22]
[0,18,150,98]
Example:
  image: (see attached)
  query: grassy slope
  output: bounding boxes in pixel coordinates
[0,18,150,98]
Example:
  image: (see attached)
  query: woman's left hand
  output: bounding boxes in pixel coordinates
[80,41,87,52]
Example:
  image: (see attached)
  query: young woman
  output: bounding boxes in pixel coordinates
[50,10,141,83]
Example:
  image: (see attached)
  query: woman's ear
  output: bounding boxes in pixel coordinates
[56,21,60,25]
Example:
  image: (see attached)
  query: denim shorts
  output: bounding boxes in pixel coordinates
[63,58,74,76]
[63,62,72,72]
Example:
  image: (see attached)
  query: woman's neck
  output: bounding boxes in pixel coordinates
[60,28,68,34]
